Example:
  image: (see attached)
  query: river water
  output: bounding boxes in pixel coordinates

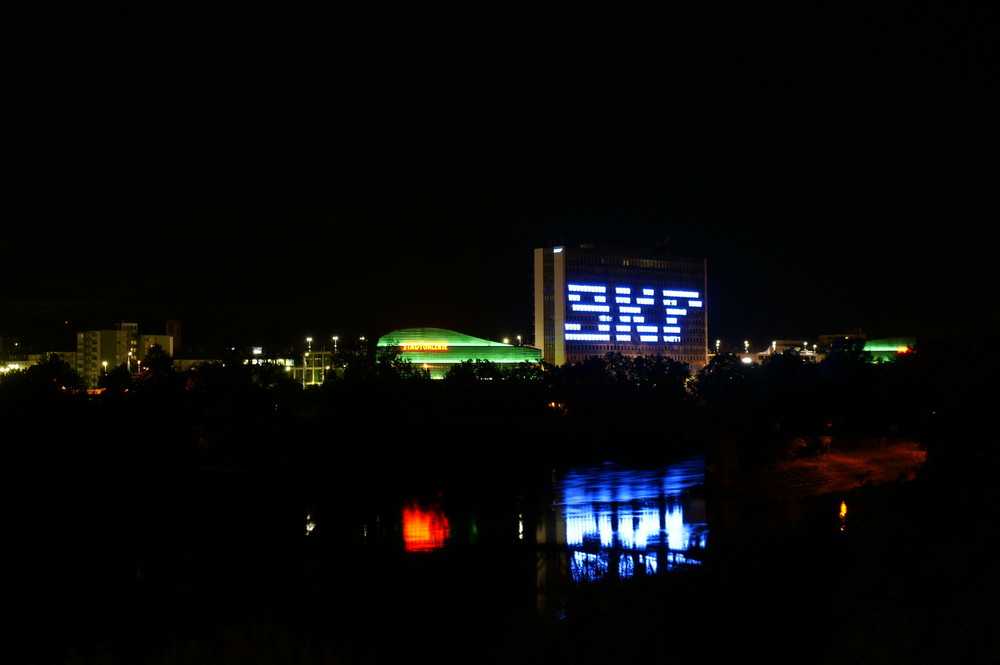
[31,449,862,664]
[272,453,714,662]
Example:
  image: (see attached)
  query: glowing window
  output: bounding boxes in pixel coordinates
[663,326,681,333]
[620,306,641,314]
[572,304,611,312]
[598,324,610,332]
[663,289,699,298]
[619,316,632,322]
[598,315,613,322]
[594,295,607,303]
[636,298,655,305]
[616,325,632,332]
[666,317,677,324]
[643,288,654,296]
[616,334,632,342]
[568,294,581,301]
[565,323,581,331]
[568,284,606,293]
[665,308,687,315]
[633,316,645,323]
[615,297,632,304]
[639,335,658,342]
[566,333,611,341]
[663,335,681,342]
[688,300,703,307]
[636,326,658,333]
[616,287,631,294]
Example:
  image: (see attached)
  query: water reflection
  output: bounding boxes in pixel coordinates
[402,499,451,552]
[537,456,708,585]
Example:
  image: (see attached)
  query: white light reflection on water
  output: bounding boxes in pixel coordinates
[542,456,708,583]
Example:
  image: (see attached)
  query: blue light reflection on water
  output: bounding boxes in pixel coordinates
[548,456,708,582]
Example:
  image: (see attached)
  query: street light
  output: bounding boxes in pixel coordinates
[332,336,338,351]
[306,337,313,352]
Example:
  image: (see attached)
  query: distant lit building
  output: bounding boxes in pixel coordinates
[744,339,825,363]
[173,352,223,372]
[30,350,78,366]
[377,328,542,379]
[140,334,174,359]
[290,349,333,386]
[732,335,914,365]
[865,337,916,362]
[816,332,916,361]
[534,244,708,369]
[76,322,140,389]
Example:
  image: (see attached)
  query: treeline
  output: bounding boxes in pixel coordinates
[0,336,962,504]
[0,338,945,456]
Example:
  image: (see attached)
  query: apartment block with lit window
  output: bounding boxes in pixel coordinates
[76,322,140,389]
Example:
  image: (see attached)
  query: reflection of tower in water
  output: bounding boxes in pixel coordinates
[534,458,708,614]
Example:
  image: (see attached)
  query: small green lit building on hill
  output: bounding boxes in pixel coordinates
[864,337,917,362]
[377,328,542,378]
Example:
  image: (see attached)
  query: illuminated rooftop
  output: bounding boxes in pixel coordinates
[377,328,541,378]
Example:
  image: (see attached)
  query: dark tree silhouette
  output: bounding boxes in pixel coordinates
[98,363,133,392]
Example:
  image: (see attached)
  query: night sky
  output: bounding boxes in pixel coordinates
[7,5,997,353]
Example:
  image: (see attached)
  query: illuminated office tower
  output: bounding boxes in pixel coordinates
[534,244,708,368]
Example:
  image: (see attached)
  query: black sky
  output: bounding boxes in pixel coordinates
[6,5,997,352]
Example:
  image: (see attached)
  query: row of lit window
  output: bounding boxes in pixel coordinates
[565,333,684,343]
[566,323,681,333]
[563,348,703,360]
[568,284,700,299]
[569,303,700,314]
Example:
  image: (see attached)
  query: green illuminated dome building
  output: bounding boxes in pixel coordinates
[377,328,542,379]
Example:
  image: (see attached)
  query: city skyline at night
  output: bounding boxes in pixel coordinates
[6,6,995,355]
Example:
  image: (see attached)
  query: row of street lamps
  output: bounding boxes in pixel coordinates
[306,335,368,353]
[714,339,820,356]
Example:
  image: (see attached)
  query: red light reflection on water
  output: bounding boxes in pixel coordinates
[402,500,450,552]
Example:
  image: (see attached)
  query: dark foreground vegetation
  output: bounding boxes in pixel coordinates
[3,334,998,664]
